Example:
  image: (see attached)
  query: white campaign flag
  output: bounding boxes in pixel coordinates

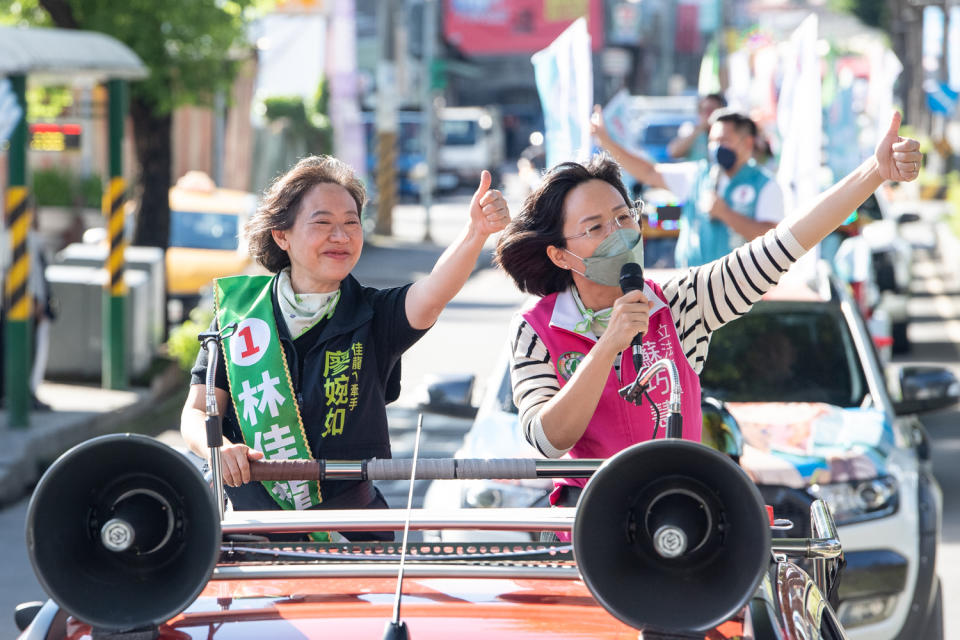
[532,17,593,168]
[776,14,821,218]
[866,43,903,149]
[776,13,821,274]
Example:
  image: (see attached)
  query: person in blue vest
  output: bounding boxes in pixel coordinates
[180,155,509,539]
[593,107,785,268]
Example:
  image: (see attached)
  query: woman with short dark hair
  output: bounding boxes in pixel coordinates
[495,114,920,519]
[181,155,509,539]
[245,155,368,274]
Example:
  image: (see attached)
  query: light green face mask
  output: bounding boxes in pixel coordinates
[565,228,644,287]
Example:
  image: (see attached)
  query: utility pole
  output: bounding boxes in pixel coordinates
[656,0,676,95]
[943,0,951,86]
[716,0,728,91]
[891,0,924,128]
[375,0,397,236]
[420,0,438,243]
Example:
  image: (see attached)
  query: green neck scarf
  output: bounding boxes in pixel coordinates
[572,287,612,336]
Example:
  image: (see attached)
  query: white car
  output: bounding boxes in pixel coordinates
[421,264,958,639]
[857,189,919,353]
[421,351,551,542]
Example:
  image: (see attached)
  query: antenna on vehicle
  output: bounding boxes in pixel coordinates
[383,413,424,640]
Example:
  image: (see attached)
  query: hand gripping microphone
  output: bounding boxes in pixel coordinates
[619,262,645,373]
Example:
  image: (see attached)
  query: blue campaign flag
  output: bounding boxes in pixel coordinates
[924,79,958,114]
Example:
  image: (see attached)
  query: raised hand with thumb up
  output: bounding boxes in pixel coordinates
[469,169,510,237]
[874,111,922,183]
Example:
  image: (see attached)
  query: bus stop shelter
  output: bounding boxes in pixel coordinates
[0,26,146,427]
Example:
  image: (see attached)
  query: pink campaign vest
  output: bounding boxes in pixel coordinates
[522,281,703,505]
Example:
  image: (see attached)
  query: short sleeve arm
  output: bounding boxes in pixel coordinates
[755,179,786,223]
[656,162,698,202]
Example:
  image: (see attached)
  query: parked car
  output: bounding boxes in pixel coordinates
[166,171,258,319]
[18,432,850,640]
[421,264,957,640]
[701,264,953,638]
[848,188,918,353]
[633,111,693,163]
[436,105,505,191]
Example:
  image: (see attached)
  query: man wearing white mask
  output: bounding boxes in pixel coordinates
[592,107,785,267]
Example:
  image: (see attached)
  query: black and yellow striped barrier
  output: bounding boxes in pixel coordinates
[5,186,31,321]
[4,184,32,426]
[104,177,126,297]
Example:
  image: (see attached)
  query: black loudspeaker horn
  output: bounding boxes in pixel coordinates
[26,433,220,632]
[573,440,770,633]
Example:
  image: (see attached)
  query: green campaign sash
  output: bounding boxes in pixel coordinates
[215,275,323,512]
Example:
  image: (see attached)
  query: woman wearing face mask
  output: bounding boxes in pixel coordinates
[494,112,920,517]
[592,106,785,268]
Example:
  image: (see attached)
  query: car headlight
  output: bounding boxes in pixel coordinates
[836,595,898,628]
[808,476,898,525]
[463,480,549,509]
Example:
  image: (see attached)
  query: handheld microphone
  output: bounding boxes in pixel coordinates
[619,262,645,373]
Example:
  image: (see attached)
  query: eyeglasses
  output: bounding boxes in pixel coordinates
[564,200,644,241]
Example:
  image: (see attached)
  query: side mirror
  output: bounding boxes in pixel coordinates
[701,396,744,462]
[893,365,960,415]
[896,212,921,224]
[416,373,478,419]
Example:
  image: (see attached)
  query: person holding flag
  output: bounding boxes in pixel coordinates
[180,155,509,539]
[593,106,784,268]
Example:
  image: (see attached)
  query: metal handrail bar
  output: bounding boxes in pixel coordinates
[810,499,841,596]
[769,500,842,597]
[247,458,604,482]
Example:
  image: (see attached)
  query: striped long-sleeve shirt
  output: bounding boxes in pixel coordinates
[509,226,806,458]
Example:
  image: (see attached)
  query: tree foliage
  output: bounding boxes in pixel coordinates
[262,80,333,157]
[1,0,261,247]
[4,0,257,113]
[829,0,890,30]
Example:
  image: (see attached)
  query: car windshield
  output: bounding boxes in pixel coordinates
[700,301,869,406]
[443,119,479,146]
[641,123,681,145]
[169,210,239,251]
